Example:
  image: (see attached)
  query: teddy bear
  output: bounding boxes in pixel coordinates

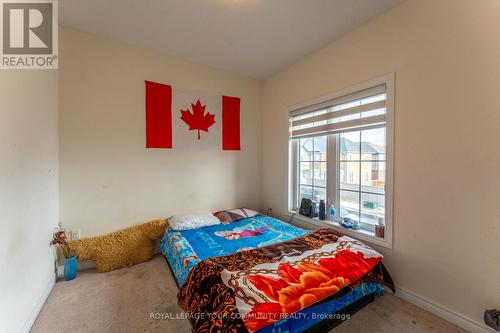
[69,219,167,272]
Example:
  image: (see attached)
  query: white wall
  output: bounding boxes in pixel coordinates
[262,0,500,330]
[59,27,262,236]
[0,70,59,332]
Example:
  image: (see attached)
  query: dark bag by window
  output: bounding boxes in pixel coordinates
[299,198,318,218]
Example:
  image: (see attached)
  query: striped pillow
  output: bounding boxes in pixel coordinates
[213,208,259,224]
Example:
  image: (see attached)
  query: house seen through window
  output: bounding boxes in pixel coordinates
[289,75,393,246]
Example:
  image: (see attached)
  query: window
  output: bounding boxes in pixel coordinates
[339,128,385,230]
[288,74,394,247]
[297,136,327,203]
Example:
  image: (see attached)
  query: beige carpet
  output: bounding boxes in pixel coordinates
[31,255,467,333]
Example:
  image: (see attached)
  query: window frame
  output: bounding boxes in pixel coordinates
[288,73,394,248]
[295,137,328,205]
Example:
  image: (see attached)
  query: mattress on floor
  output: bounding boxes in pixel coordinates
[160,214,387,333]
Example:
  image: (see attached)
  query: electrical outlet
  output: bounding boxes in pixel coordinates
[70,229,81,240]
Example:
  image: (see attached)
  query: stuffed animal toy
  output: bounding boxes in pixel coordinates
[69,219,167,272]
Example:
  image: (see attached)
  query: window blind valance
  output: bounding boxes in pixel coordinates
[290,84,387,139]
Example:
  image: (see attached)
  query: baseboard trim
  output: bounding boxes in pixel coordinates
[391,286,495,333]
[20,273,55,333]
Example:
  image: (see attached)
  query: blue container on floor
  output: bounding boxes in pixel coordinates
[64,256,78,281]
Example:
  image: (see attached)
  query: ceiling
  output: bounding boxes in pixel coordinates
[60,0,404,79]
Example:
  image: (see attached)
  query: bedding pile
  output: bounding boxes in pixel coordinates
[177,228,394,332]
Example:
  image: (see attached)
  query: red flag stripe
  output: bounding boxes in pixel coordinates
[222,96,241,151]
[145,81,172,148]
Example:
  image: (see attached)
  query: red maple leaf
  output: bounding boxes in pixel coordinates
[180,100,216,140]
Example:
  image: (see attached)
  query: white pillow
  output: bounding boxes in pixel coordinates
[168,213,221,230]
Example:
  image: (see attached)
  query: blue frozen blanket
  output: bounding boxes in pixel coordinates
[179,214,308,258]
[161,215,308,286]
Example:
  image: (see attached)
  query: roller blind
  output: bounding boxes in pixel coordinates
[290,84,387,139]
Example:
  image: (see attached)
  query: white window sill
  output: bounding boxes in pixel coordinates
[288,211,392,249]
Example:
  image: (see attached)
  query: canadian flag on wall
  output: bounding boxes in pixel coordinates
[145,80,240,150]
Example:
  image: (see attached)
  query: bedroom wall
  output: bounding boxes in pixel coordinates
[0,71,58,332]
[262,0,500,330]
[59,27,262,236]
